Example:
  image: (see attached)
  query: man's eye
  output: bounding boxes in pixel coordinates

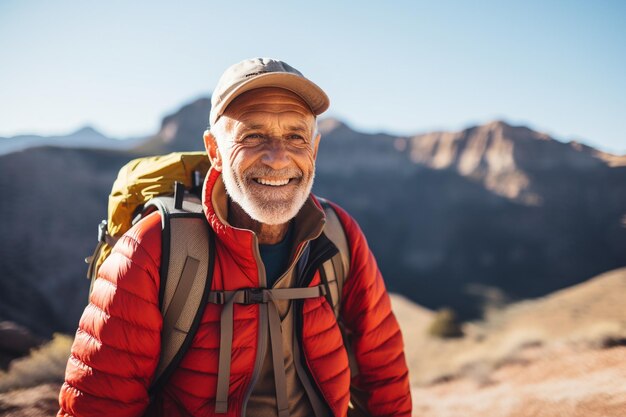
[242,134,264,143]
[287,135,306,143]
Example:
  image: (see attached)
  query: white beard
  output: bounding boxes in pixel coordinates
[221,163,314,225]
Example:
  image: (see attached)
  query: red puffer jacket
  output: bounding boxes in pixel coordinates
[58,168,411,417]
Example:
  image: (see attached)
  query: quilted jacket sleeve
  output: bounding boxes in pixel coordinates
[331,203,412,417]
[58,213,163,417]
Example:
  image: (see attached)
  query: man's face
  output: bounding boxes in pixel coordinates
[205,87,321,225]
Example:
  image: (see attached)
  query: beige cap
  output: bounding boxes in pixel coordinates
[209,57,330,126]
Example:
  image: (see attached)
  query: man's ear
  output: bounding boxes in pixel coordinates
[203,129,223,171]
[312,132,321,160]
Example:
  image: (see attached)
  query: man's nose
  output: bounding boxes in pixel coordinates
[260,139,291,170]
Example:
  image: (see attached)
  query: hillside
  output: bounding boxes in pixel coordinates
[0,147,137,335]
[395,267,626,386]
[399,267,626,416]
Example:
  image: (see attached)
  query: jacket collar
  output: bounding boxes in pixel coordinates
[202,167,326,269]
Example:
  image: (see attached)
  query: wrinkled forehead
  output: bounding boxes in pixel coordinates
[221,87,315,120]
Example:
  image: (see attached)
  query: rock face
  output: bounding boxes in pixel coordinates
[0,96,625,337]
[408,121,609,204]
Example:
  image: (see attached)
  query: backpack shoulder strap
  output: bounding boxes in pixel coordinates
[144,194,215,396]
[317,198,350,317]
[317,198,369,415]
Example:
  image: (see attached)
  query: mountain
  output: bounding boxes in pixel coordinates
[314,119,626,316]
[0,147,135,336]
[0,96,625,338]
[0,126,146,156]
[408,121,616,204]
[133,97,211,154]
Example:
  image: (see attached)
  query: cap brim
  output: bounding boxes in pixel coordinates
[210,72,330,126]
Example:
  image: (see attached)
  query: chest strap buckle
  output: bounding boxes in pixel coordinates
[243,287,266,304]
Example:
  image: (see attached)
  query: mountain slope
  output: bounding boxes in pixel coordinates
[398,267,626,417]
[394,267,626,385]
[0,147,135,335]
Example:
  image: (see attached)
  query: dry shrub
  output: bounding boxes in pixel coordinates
[598,336,626,349]
[0,333,71,393]
[429,373,458,385]
[566,321,626,349]
[428,308,464,339]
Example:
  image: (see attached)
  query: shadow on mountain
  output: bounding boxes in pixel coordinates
[0,147,139,336]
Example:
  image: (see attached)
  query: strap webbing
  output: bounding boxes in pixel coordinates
[85,227,119,280]
[208,286,327,416]
[161,256,200,341]
[319,199,350,283]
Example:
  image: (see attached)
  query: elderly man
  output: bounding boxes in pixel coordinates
[58,58,411,417]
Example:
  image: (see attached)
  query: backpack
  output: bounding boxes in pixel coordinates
[85,151,367,415]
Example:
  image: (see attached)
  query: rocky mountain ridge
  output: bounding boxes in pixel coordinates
[0,95,625,337]
[408,120,613,205]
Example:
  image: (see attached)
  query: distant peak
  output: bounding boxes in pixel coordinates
[159,96,212,129]
[72,125,105,137]
[484,120,511,129]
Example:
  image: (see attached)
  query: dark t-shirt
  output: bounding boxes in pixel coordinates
[259,223,294,288]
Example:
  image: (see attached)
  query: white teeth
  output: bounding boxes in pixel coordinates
[255,178,290,186]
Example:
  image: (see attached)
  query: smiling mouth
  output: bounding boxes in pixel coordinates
[253,178,294,187]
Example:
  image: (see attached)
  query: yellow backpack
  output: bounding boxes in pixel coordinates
[86,151,211,283]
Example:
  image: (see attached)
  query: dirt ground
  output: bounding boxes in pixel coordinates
[412,345,626,417]
[3,346,626,416]
[0,382,60,417]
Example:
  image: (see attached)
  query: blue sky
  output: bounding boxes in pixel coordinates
[1,0,624,153]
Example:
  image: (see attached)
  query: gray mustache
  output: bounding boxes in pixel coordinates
[244,167,303,180]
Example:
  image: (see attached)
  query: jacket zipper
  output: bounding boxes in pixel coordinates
[299,242,337,288]
[295,237,339,416]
